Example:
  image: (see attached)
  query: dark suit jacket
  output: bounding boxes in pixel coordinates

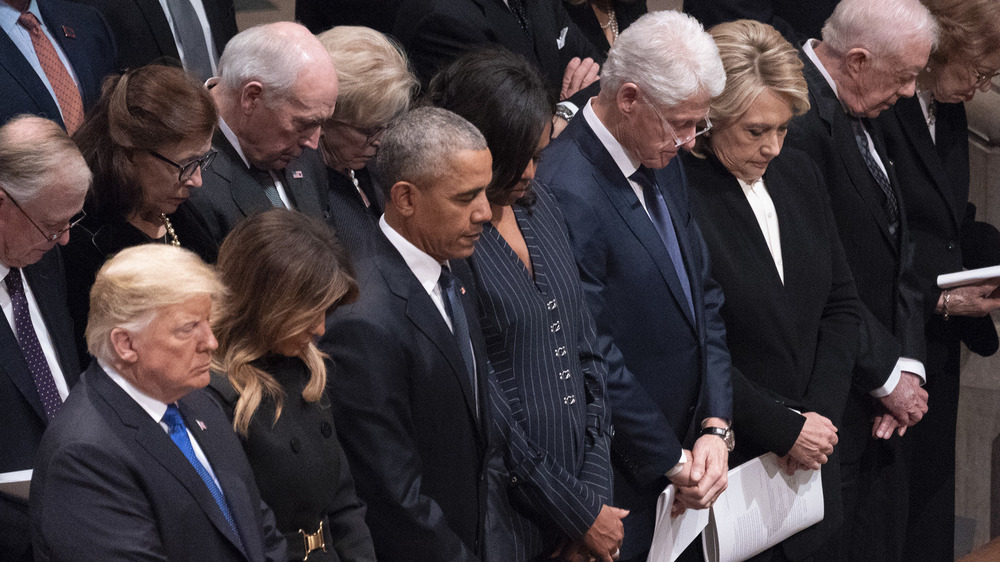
[208,359,376,562]
[0,0,116,128]
[561,0,645,58]
[0,249,80,562]
[185,129,330,248]
[393,0,598,96]
[30,362,286,561]
[683,0,837,44]
[538,113,733,559]
[471,183,613,558]
[320,231,492,561]
[684,149,861,557]
[787,52,926,415]
[326,167,382,262]
[66,0,237,72]
[295,0,401,35]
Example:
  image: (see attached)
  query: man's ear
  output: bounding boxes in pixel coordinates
[109,328,139,364]
[616,82,641,117]
[389,181,418,218]
[844,48,873,78]
[239,81,265,116]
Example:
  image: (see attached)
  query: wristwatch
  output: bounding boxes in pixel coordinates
[701,425,735,452]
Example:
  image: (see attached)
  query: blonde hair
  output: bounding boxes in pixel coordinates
[317,26,417,129]
[212,210,357,435]
[86,244,225,364]
[694,20,810,157]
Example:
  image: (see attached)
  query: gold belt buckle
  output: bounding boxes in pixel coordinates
[298,520,326,561]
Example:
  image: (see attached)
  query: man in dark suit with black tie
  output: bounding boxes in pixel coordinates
[785,0,937,558]
[0,0,115,132]
[537,12,733,561]
[320,107,495,561]
[30,244,286,562]
[0,116,90,562]
[185,22,336,248]
[67,0,237,78]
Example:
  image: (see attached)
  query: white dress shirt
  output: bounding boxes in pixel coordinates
[100,358,223,491]
[379,215,452,331]
[803,38,926,394]
[0,263,70,401]
[582,100,659,217]
[738,177,785,283]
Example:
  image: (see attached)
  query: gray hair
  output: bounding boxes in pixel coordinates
[601,10,726,107]
[0,115,91,203]
[218,22,332,105]
[822,0,939,62]
[370,107,487,197]
[86,244,226,365]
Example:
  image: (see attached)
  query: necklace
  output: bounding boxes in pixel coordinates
[598,4,619,42]
[161,213,180,247]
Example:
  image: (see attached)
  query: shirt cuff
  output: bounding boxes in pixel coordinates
[666,450,688,478]
[869,357,926,398]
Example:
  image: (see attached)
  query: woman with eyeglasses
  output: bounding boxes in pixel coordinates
[315,26,418,258]
[878,0,1000,558]
[62,63,219,366]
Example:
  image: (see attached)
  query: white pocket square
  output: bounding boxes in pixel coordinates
[557,26,568,49]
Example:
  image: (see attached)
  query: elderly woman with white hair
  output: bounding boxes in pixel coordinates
[315,26,418,257]
[878,0,1000,558]
[30,244,286,561]
[681,19,863,561]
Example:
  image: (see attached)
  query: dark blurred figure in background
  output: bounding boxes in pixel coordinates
[316,25,417,258]
[684,0,838,44]
[0,115,89,562]
[63,63,219,368]
[296,0,400,35]
[1,0,116,132]
[66,0,236,78]
[209,210,375,562]
[427,48,622,561]
[683,19,861,561]
[561,0,645,58]
[878,0,1000,558]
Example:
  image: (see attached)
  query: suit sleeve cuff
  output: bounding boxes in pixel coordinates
[665,450,688,478]
[869,357,926,398]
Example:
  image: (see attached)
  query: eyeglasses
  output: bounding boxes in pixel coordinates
[332,120,387,145]
[971,66,1000,92]
[646,98,712,148]
[1,186,86,242]
[149,149,218,183]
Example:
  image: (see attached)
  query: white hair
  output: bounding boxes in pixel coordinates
[822,0,939,62]
[0,115,90,203]
[217,22,330,104]
[601,10,726,107]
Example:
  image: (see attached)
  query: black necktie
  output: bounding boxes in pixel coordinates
[249,167,285,208]
[630,167,695,319]
[851,118,899,238]
[439,266,478,418]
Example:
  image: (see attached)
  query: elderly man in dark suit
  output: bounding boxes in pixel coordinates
[67,0,237,78]
[0,0,115,133]
[0,116,89,562]
[785,0,937,558]
[30,244,286,562]
[184,21,336,248]
[537,12,733,562]
[320,107,495,561]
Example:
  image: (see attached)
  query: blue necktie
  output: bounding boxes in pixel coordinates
[439,266,479,418]
[631,167,695,319]
[162,404,244,550]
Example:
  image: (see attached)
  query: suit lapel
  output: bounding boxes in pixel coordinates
[894,98,961,229]
[210,130,271,218]
[131,0,180,59]
[575,119,697,332]
[373,233,484,434]
[23,251,80,387]
[0,31,63,125]
[0,320,46,421]
[39,1,95,108]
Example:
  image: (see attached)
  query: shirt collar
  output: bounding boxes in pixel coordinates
[217,115,251,170]
[0,0,39,33]
[803,39,840,100]
[379,215,444,294]
[99,358,169,424]
[582,99,642,179]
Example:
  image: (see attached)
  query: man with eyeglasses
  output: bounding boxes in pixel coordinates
[786,0,939,559]
[537,12,733,562]
[0,115,90,562]
[185,21,338,247]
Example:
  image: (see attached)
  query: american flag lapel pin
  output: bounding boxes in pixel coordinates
[292,170,303,179]
[196,419,207,431]
[62,26,75,38]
